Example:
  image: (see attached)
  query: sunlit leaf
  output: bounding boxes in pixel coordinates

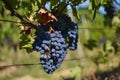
[103,40,115,53]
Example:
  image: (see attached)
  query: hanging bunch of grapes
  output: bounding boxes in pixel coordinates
[32,8,78,74]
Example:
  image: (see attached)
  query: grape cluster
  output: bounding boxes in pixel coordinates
[32,13,78,74]
[32,30,67,74]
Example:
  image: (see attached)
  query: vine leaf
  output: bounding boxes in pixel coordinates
[92,8,97,20]
[83,39,98,50]
[57,1,67,13]
[93,51,108,65]
[71,6,80,20]
[19,33,34,53]
[89,0,101,20]
[103,40,115,53]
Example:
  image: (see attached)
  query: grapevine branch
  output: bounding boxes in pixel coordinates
[0,58,82,69]
[0,19,117,31]
[2,0,41,31]
[0,19,28,24]
[0,19,116,30]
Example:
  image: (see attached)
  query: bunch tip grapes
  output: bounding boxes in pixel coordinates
[33,30,67,74]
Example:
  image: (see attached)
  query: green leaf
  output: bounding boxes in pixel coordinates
[92,8,97,20]
[57,1,67,12]
[94,0,101,6]
[89,0,95,19]
[50,0,60,11]
[90,0,95,9]
[83,39,98,50]
[50,0,58,7]
[36,0,41,8]
[0,1,5,16]
[71,6,80,20]
[94,51,108,65]
[103,40,114,53]
[101,0,106,5]
[19,33,34,53]
[89,0,101,20]
[31,2,39,12]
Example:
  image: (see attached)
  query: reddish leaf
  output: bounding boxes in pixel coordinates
[38,8,57,25]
